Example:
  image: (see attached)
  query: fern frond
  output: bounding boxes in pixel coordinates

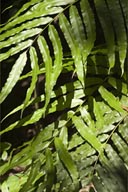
[0,17,52,41]
[0,28,42,49]
[55,137,79,190]
[99,86,126,114]
[1,1,128,191]
[72,114,104,154]
[21,47,39,116]
[59,13,85,86]
[0,40,32,62]
[80,0,96,55]
[106,0,127,74]
[0,52,27,104]
[94,0,115,72]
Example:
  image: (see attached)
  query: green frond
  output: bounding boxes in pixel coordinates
[0,52,27,104]
[45,148,56,192]
[37,35,53,110]
[94,0,115,71]
[60,13,86,86]
[80,0,96,54]
[0,0,128,191]
[55,137,79,190]
[0,17,52,41]
[0,40,32,62]
[93,98,104,130]
[69,5,87,54]
[21,47,39,116]
[99,86,126,114]
[106,0,127,74]
[8,0,43,22]
[48,25,63,91]
[72,114,104,154]
[0,28,42,49]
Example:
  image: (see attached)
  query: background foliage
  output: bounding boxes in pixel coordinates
[0,0,128,191]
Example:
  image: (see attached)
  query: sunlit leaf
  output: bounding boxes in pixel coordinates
[93,99,104,130]
[8,0,42,22]
[0,181,9,192]
[72,115,104,154]
[0,0,128,191]
[0,2,63,34]
[0,40,32,62]
[37,35,52,111]
[59,126,68,147]
[48,25,63,86]
[0,52,27,104]
[99,86,126,114]
[59,13,85,86]
[0,17,52,41]
[0,28,42,49]
[70,5,86,53]
[21,46,39,116]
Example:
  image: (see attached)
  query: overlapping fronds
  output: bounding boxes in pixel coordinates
[0,0,128,191]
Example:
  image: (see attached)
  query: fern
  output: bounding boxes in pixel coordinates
[0,0,128,192]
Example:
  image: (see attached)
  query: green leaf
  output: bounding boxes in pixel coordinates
[0,2,63,34]
[68,133,84,150]
[45,148,55,192]
[0,125,52,175]
[0,52,27,104]
[72,115,104,154]
[7,0,42,22]
[93,99,104,130]
[59,126,68,147]
[0,17,52,41]
[106,0,127,74]
[0,40,32,62]
[108,77,128,95]
[47,0,75,6]
[80,106,95,132]
[69,5,86,54]
[31,124,53,152]
[0,28,42,49]
[1,101,33,123]
[0,80,83,134]
[80,0,96,54]
[48,25,63,86]
[38,25,63,112]
[94,0,115,71]
[59,13,85,86]
[0,181,9,192]
[59,13,77,61]
[0,109,44,135]
[54,137,79,189]
[19,160,41,192]
[98,86,126,114]
[112,132,128,164]
[37,35,52,111]
[1,174,27,192]
[118,116,128,143]
[21,46,39,116]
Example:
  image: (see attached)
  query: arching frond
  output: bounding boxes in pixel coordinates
[0,0,128,191]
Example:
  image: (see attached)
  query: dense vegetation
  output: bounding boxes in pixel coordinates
[0,0,128,191]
